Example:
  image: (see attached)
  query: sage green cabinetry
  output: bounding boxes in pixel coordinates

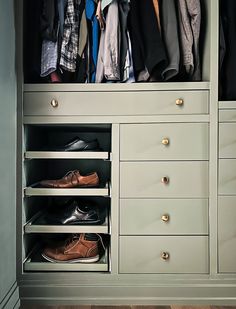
[120,161,209,198]
[17,0,236,304]
[119,236,209,274]
[0,0,19,308]
[24,90,209,116]
[120,123,209,161]
[120,199,208,235]
[218,196,236,272]
[218,110,236,273]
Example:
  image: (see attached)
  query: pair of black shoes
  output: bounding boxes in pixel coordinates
[45,199,103,225]
[49,137,100,152]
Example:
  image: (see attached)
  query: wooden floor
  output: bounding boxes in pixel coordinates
[20,306,236,309]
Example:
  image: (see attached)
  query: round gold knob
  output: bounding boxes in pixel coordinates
[161,252,170,261]
[176,98,184,106]
[162,138,169,145]
[161,214,170,222]
[50,99,59,108]
[161,176,169,184]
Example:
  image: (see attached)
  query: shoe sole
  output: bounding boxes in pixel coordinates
[41,253,100,263]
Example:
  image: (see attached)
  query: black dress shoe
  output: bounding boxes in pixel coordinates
[52,137,100,151]
[45,199,102,225]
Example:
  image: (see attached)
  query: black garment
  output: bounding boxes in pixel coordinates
[128,0,167,81]
[40,0,59,42]
[220,0,236,100]
[24,0,43,83]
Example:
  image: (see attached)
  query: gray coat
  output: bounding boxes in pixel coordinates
[177,0,201,81]
[161,0,180,81]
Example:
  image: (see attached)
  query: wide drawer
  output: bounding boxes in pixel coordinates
[219,123,236,158]
[119,236,208,274]
[24,91,209,116]
[120,161,209,198]
[120,199,208,235]
[218,159,236,195]
[218,196,236,272]
[120,123,209,160]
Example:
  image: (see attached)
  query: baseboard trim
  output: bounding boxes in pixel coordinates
[19,284,236,306]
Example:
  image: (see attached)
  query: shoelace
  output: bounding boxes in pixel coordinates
[64,233,106,252]
[63,170,80,179]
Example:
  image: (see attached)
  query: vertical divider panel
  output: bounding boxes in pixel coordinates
[110,123,120,274]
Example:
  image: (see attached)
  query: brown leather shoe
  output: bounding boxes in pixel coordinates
[38,170,99,188]
[42,234,99,263]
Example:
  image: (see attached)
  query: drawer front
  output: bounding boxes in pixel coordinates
[119,236,209,273]
[218,196,236,272]
[24,91,208,116]
[120,162,209,198]
[120,123,209,161]
[120,199,208,235]
[219,110,236,122]
[219,159,236,195]
[219,123,236,158]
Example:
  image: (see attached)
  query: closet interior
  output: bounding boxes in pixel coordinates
[17,0,219,304]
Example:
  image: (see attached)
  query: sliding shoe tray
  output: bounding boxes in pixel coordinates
[24,209,110,234]
[24,182,110,197]
[24,151,110,160]
[24,248,109,272]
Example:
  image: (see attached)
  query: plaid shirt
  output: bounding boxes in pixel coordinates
[60,0,81,72]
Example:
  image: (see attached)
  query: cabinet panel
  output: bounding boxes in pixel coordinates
[218,159,236,195]
[24,91,209,116]
[120,199,208,235]
[219,110,236,122]
[119,236,208,274]
[120,161,209,198]
[120,123,209,161]
[218,196,236,272]
[219,123,236,158]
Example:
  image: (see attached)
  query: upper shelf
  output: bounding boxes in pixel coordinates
[24,82,210,93]
[24,151,110,160]
[24,183,110,197]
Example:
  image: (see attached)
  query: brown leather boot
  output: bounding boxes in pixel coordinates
[42,234,100,263]
[38,170,99,188]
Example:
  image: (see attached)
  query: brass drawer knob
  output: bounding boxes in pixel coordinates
[161,214,170,222]
[161,176,169,184]
[161,252,170,261]
[162,138,169,145]
[176,98,184,106]
[50,99,59,108]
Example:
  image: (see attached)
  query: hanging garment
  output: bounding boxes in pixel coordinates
[220,0,236,100]
[160,0,180,81]
[40,39,58,77]
[119,0,130,81]
[60,0,81,72]
[24,0,43,83]
[76,0,89,82]
[96,0,105,30]
[58,0,67,37]
[96,0,121,82]
[128,0,167,81]
[124,31,135,83]
[101,0,130,11]
[177,0,201,81]
[41,0,59,42]
[86,0,100,82]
